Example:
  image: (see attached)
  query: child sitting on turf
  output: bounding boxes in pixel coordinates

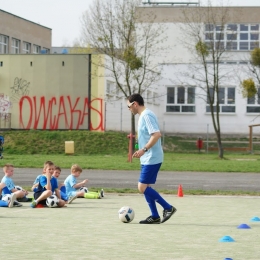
[30,161,66,208]
[64,164,104,204]
[1,163,28,203]
[31,161,54,192]
[0,182,17,208]
[31,165,68,202]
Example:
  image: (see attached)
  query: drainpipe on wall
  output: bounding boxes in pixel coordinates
[88,54,91,130]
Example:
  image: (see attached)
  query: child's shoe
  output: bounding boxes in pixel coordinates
[8,193,17,208]
[30,200,37,208]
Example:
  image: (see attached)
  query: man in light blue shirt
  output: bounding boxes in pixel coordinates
[127,93,177,224]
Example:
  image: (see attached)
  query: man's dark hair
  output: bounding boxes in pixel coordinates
[128,93,144,106]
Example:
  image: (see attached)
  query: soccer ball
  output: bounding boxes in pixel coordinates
[2,194,12,202]
[46,195,59,208]
[118,206,135,223]
[79,187,88,193]
[15,185,23,191]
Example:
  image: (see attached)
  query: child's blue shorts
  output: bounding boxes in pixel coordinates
[139,163,162,184]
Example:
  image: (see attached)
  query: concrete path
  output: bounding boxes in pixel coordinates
[12,168,260,192]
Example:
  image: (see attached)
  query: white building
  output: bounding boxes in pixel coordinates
[105,4,260,136]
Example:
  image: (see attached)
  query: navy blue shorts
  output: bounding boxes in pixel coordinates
[139,163,162,184]
[34,190,47,205]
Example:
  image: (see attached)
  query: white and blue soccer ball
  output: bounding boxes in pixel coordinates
[46,195,59,208]
[118,206,135,223]
[79,187,88,193]
[15,185,23,191]
[2,194,12,203]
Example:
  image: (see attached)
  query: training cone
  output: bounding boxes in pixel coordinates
[250,216,260,222]
[177,184,183,197]
[219,236,235,242]
[237,223,251,229]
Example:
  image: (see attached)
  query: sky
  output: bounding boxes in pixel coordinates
[1,0,260,47]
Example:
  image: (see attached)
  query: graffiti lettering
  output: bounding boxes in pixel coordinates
[19,96,104,130]
[0,93,12,113]
[11,77,30,102]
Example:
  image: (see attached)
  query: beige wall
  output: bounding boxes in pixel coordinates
[0,54,105,131]
[137,6,260,23]
[0,9,51,52]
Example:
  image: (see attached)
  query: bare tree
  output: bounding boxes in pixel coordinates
[179,1,241,158]
[79,0,167,154]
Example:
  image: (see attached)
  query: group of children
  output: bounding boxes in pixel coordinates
[0,161,104,208]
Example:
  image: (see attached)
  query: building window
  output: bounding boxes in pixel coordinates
[247,88,260,113]
[206,87,236,113]
[106,81,120,98]
[0,35,8,54]
[23,42,31,54]
[166,86,195,113]
[33,44,41,54]
[106,81,112,95]
[205,24,260,51]
[12,38,20,54]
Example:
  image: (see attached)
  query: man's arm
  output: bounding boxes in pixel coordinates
[132,132,161,158]
[144,131,161,150]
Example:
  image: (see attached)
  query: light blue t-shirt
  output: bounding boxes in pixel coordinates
[138,108,163,165]
[64,174,77,197]
[1,176,15,195]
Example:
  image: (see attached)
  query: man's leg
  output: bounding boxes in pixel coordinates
[139,183,177,224]
[138,183,160,224]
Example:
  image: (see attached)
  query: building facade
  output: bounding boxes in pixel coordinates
[0,9,51,54]
[104,5,260,136]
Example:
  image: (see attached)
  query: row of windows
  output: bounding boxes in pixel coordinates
[166,86,260,113]
[0,34,49,54]
[204,23,260,51]
[106,81,159,105]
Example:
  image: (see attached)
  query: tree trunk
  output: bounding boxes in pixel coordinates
[216,131,224,158]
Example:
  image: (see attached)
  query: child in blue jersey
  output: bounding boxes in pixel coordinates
[30,161,66,208]
[31,165,68,202]
[127,93,177,224]
[64,164,103,204]
[1,163,28,204]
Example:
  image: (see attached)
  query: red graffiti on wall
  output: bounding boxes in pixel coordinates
[19,96,104,130]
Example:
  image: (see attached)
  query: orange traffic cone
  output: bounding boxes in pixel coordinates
[177,184,184,197]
